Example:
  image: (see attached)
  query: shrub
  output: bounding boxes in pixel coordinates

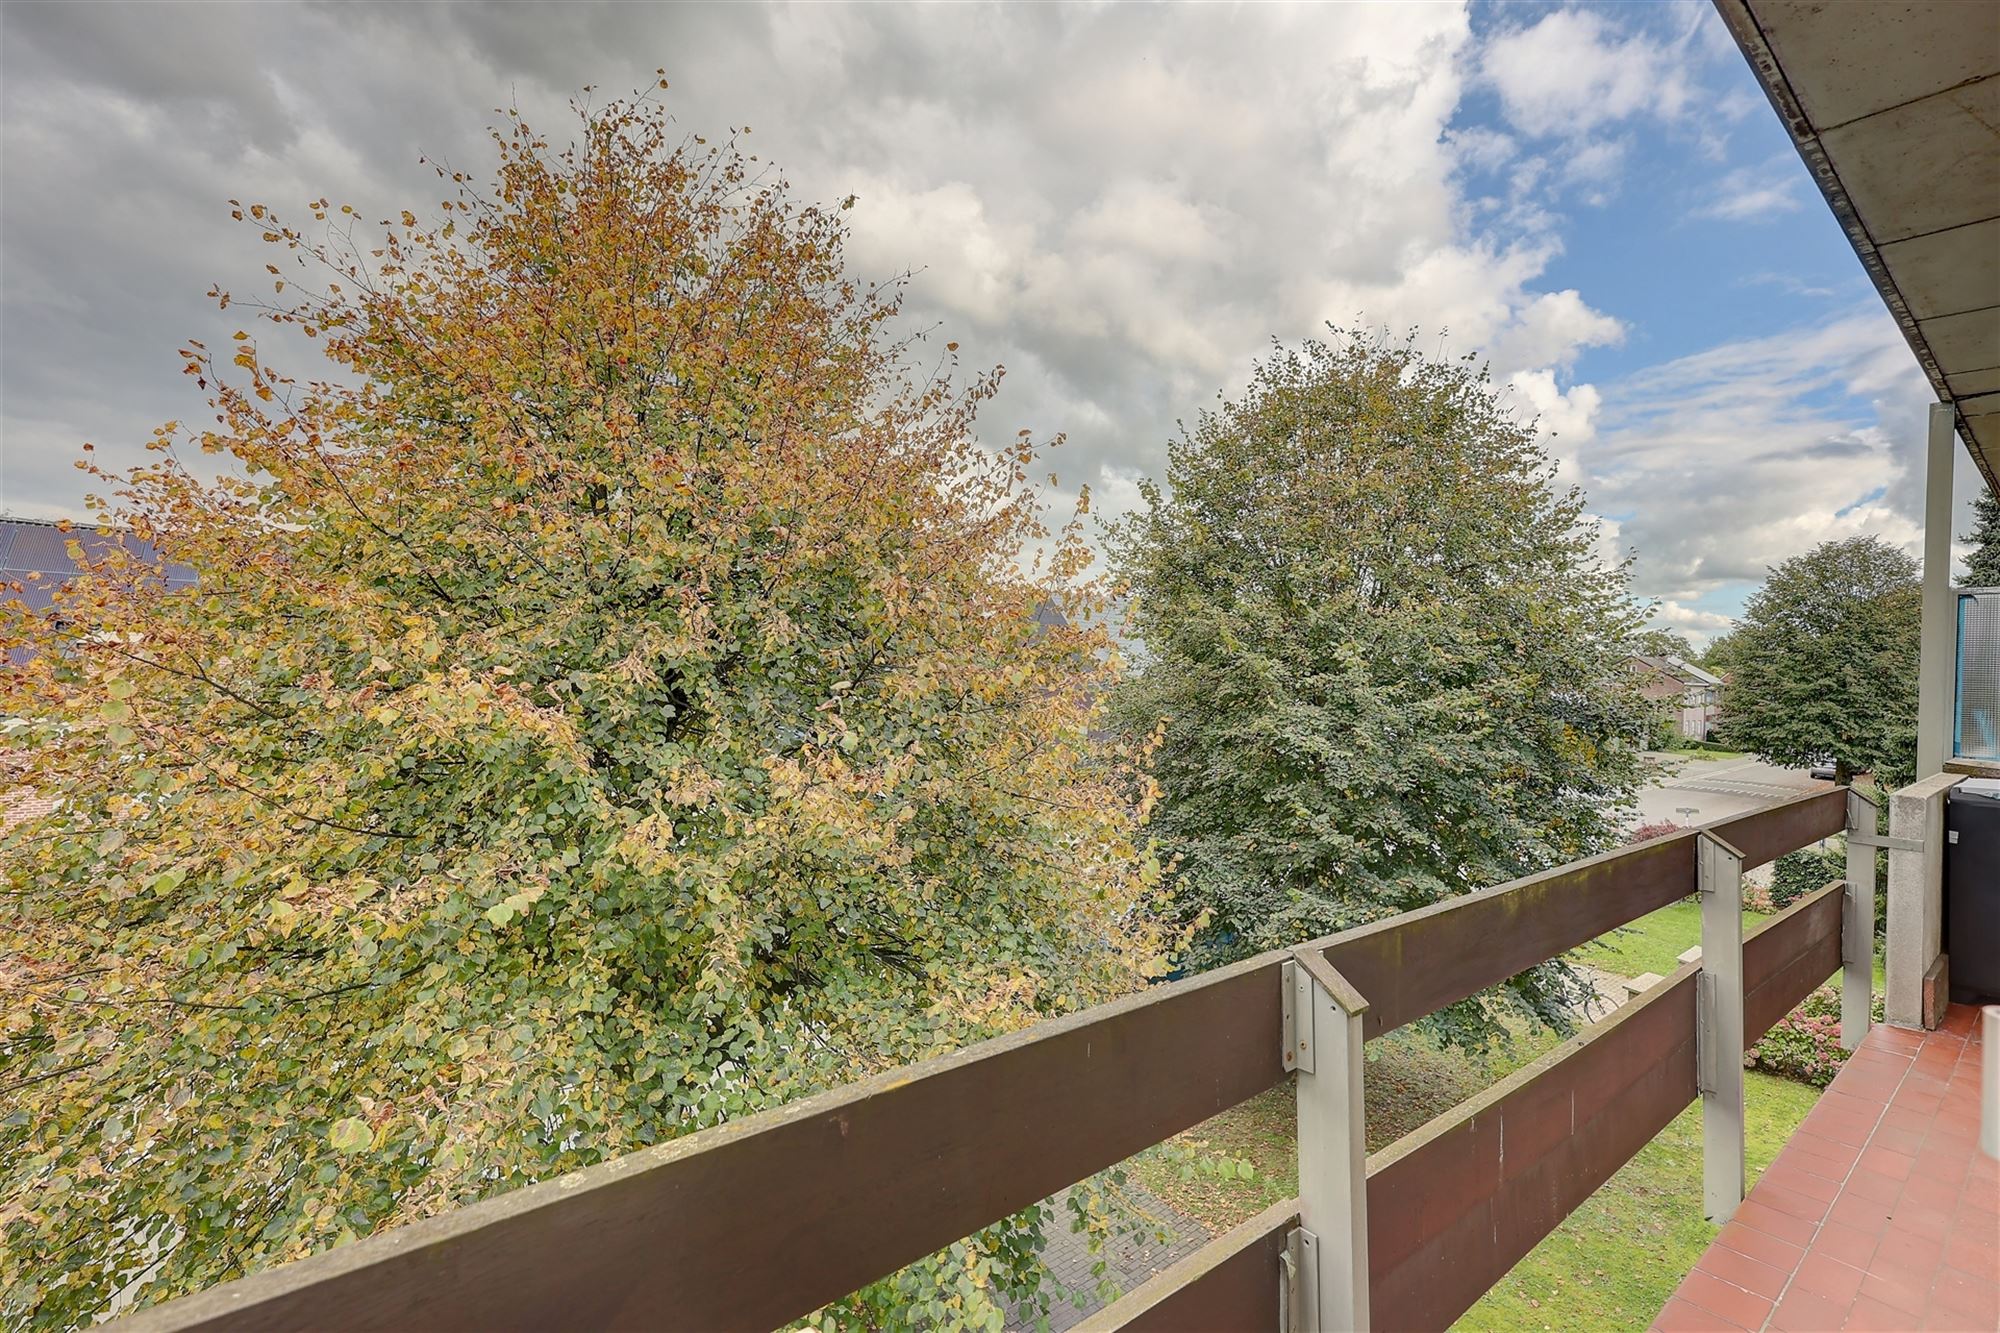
[1626,820,1681,844]
[1747,985,1883,1087]
[1770,847,1843,910]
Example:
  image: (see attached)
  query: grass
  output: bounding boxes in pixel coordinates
[1574,898,1887,990]
[1574,898,1741,978]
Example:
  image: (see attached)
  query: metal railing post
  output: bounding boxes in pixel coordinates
[1842,790,1878,1050]
[1697,832,1746,1224]
[1284,947,1371,1332]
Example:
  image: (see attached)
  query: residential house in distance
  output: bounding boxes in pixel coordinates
[1630,653,1724,742]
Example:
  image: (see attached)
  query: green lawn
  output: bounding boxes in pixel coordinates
[1573,898,1714,978]
[1575,897,1886,989]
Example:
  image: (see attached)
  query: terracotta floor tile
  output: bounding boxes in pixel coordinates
[1681,1268,1775,1330]
[1812,1220,1883,1270]
[1770,1285,1850,1333]
[1826,1192,1894,1236]
[1890,1200,1955,1243]
[1842,1292,1924,1330]
[1931,1264,2000,1313]
[1719,1219,1808,1273]
[1855,1145,1916,1181]
[1842,1168,1903,1206]
[1758,1180,1835,1223]
[1900,1174,1963,1215]
[1702,1244,1792,1301]
[1738,1197,1823,1248]
[1878,1105,1935,1135]
[1791,1136,1864,1178]
[1873,1227,1945,1277]
[1655,1294,1744,1332]
[1659,1007,1992,1333]
[1857,1270,1932,1321]
[1870,1125,1926,1158]
[1792,1251,1867,1306]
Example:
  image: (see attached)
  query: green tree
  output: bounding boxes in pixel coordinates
[1632,627,1699,662]
[1107,332,1646,1046]
[1717,536,1920,786]
[0,93,1170,1328]
[1961,484,2000,587]
[1700,628,1746,678]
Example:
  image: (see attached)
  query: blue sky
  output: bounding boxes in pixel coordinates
[0,0,1981,647]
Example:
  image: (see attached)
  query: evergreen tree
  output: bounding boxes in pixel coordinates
[1962,484,2000,587]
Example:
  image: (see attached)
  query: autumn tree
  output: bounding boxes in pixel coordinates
[0,91,1171,1329]
[1717,536,1921,786]
[1107,333,1646,1046]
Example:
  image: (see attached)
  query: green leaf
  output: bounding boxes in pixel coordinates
[328,1118,372,1154]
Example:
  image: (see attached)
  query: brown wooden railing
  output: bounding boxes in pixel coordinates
[115,788,1855,1333]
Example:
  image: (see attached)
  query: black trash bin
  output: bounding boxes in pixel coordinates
[1945,778,2000,1005]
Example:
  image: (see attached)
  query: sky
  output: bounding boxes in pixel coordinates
[0,0,1986,648]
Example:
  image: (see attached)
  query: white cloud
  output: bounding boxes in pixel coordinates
[1578,310,1935,601]
[2,0,1637,550]
[1481,9,1696,138]
[1695,162,1805,223]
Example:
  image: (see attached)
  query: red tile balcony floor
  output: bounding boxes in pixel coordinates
[1653,1005,1996,1332]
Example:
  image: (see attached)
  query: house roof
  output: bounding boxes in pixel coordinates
[1630,653,1721,689]
[1715,0,2000,493]
[0,516,195,612]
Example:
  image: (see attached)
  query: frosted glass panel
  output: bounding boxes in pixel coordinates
[1957,591,2000,762]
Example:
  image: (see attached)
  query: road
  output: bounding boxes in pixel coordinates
[1630,752,1834,832]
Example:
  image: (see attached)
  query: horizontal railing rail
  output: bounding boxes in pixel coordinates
[115,788,1848,1333]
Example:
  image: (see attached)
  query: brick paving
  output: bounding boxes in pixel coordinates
[1655,1005,1996,1332]
[1004,1183,1208,1331]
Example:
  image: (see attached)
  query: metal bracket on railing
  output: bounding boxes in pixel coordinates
[1846,831,1924,853]
[1279,1226,1318,1332]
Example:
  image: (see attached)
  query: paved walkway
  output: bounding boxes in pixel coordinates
[1004,1183,1208,1331]
[1653,1005,1996,1331]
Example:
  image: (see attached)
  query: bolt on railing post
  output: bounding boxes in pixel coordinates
[1697,832,1746,1224]
[1842,790,1878,1050]
[1284,947,1371,1332]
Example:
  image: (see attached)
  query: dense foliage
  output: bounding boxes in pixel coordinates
[1631,628,1700,662]
[1769,847,1844,911]
[1106,333,1646,1045]
[1962,484,2000,588]
[1716,536,1920,787]
[0,93,1173,1328]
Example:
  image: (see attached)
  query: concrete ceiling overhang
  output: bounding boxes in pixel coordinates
[1714,0,2000,494]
